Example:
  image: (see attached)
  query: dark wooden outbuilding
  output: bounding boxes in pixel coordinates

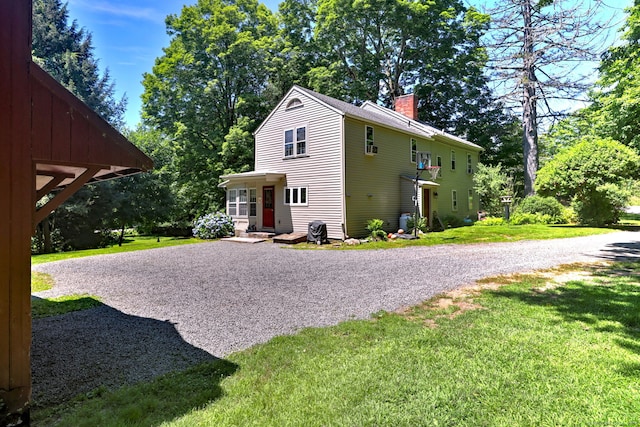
[1,0,153,423]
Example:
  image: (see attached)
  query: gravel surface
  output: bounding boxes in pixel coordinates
[31,231,640,407]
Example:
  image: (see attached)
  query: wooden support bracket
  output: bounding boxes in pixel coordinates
[33,166,102,227]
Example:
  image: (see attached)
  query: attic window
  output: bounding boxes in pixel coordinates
[286,98,303,110]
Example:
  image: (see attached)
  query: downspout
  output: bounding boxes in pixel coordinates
[340,114,347,240]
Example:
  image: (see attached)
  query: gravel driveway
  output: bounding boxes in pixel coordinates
[31,231,640,407]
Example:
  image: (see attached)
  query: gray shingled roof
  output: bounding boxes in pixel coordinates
[292,85,482,150]
[292,86,436,140]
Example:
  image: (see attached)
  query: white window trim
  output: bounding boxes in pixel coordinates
[452,190,458,212]
[467,153,473,174]
[410,138,417,163]
[249,188,257,217]
[284,125,307,158]
[436,155,443,177]
[284,186,308,206]
[451,150,456,171]
[228,189,237,216]
[285,98,303,110]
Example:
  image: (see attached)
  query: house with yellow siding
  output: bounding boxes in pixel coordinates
[220,85,483,239]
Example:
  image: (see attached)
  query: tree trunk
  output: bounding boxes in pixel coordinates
[118,223,125,247]
[43,215,52,254]
[522,0,538,196]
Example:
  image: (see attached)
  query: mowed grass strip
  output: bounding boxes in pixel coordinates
[39,261,640,426]
[31,236,204,265]
[296,224,614,249]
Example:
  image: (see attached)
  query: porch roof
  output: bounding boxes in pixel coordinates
[400,175,440,187]
[219,170,286,187]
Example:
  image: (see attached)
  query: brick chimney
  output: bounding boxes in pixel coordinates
[394,93,418,120]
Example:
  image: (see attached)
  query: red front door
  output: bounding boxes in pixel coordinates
[263,186,275,228]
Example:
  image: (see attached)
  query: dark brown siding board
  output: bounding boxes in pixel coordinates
[51,95,71,162]
[31,77,53,160]
[10,0,33,398]
[71,109,90,163]
[0,0,32,417]
[0,0,14,395]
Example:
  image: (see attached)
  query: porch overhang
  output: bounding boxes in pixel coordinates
[219,170,286,187]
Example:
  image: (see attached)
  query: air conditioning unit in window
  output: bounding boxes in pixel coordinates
[365,145,378,155]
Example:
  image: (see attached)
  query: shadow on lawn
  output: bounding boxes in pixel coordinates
[32,302,237,424]
[489,263,640,375]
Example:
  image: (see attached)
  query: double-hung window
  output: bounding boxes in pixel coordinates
[467,153,473,174]
[249,189,257,217]
[228,188,251,216]
[451,150,456,170]
[284,126,307,157]
[411,138,417,163]
[228,189,237,216]
[284,187,308,206]
[452,190,458,211]
[238,189,248,216]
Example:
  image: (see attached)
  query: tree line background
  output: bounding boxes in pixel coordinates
[31,0,640,252]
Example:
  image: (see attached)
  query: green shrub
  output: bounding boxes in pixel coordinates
[366,218,387,241]
[571,183,630,226]
[406,214,428,234]
[474,216,506,226]
[515,195,565,223]
[562,206,578,224]
[536,137,640,226]
[510,212,552,225]
[441,215,465,229]
[192,212,235,239]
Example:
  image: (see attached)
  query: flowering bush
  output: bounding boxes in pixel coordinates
[192,212,235,239]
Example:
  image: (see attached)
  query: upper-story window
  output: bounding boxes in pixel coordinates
[411,138,417,163]
[467,153,473,174]
[365,125,377,155]
[451,150,456,170]
[285,98,303,110]
[284,126,307,157]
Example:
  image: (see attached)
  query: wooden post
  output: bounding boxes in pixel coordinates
[0,0,33,423]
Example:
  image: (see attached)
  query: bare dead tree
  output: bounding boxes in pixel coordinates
[483,0,613,195]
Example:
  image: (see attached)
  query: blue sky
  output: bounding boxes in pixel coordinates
[65,0,631,129]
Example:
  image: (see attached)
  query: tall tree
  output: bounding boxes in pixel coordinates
[483,0,610,196]
[32,0,131,252]
[583,1,640,151]
[277,0,520,167]
[142,0,277,215]
[32,0,126,126]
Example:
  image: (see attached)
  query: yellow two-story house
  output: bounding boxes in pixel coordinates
[220,85,483,239]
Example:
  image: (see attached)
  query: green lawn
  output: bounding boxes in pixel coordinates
[35,261,640,426]
[32,236,203,265]
[298,223,615,249]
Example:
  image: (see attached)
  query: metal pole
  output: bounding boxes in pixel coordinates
[414,170,420,237]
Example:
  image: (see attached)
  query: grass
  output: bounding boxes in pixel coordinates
[32,236,203,265]
[31,295,102,319]
[296,223,615,249]
[35,261,640,426]
[31,271,102,318]
[31,271,54,292]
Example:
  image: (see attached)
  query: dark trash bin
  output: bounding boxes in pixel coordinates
[307,220,328,244]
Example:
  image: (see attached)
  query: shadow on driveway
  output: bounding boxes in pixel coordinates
[596,241,640,262]
[32,301,237,420]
